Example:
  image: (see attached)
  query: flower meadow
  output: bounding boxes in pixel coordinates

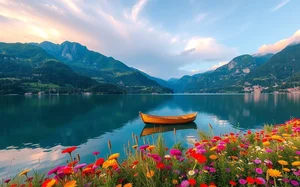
[1,119,300,187]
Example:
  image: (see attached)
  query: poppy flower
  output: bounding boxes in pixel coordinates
[188,178,196,186]
[246,177,255,184]
[200,184,208,187]
[62,146,77,154]
[255,177,266,185]
[42,179,56,187]
[95,158,105,166]
[229,180,236,186]
[156,162,165,169]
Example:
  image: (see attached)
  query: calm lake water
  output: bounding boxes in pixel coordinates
[1,94,300,178]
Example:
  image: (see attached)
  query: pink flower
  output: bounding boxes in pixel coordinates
[255,168,263,174]
[170,149,182,156]
[93,151,100,155]
[239,179,247,185]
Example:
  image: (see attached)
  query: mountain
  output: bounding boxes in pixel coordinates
[0,42,125,94]
[172,54,272,93]
[244,43,300,87]
[34,41,172,93]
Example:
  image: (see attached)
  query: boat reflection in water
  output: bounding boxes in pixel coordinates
[140,122,197,137]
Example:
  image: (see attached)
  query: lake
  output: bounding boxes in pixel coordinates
[1,94,300,178]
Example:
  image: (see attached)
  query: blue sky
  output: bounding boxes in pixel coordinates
[0,0,299,79]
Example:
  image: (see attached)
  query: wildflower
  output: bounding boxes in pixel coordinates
[116,184,122,187]
[200,184,208,187]
[64,180,77,187]
[239,179,247,185]
[132,145,138,149]
[146,145,156,151]
[267,169,282,177]
[290,180,299,186]
[140,144,149,150]
[170,149,182,156]
[62,146,77,154]
[278,160,288,166]
[172,179,178,184]
[42,179,56,187]
[190,152,207,164]
[246,177,255,184]
[123,183,133,187]
[164,155,171,159]
[209,155,218,160]
[263,141,270,146]
[188,170,195,176]
[146,170,154,178]
[255,177,266,185]
[255,168,263,174]
[265,148,273,153]
[210,146,217,151]
[292,161,300,166]
[74,163,87,170]
[93,151,100,155]
[4,179,11,183]
[283,168,290,172]
[108,153,120,160]
[19,169,30,176]
[180,180,190,187]
[253,159,261,164]
[95,158,105,166]
[296,151,300,155]
[102,159,117,169]
[188,178,196,186]
[156,162,165,169]
[10,184,17,187]
[48,166,62,176]
[229,180,236,186]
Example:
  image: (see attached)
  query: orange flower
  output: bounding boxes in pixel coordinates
[64,180,77,187]
[146,170,154,178]
[209,155,218,160]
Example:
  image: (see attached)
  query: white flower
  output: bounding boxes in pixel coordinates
[255,146,261,151]
[188,170,195,176]
[100,174,106,177]
[164,155,171,159]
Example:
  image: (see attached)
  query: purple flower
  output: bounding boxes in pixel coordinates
[140,144,149,150]
[196,148,207,154]
[256,177,266,184]
[84,182,92,187]
[180,180,190,187]
[209,167,216,173]
[74,163,87,170]
[296,151,300,155]
[255,168,263,174]
[282,178,290,183]
[179,157,185,162]
[93,151,100,155]
[290,180,299,186]
[254,159,261,164]
[149,154,162,162]
[239,179,247,185]
[48,166,62,176]
[294,170,300,176]
[170,149,182,156]
[265,148,273,153]
[4,179,11,183]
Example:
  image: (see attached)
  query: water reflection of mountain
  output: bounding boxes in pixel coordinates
[0,95,172,149]
[169,94,300,129]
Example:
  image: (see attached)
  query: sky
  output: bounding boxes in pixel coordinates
[0,0,300,79]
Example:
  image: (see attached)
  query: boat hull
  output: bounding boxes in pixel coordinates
[139,112,197,124]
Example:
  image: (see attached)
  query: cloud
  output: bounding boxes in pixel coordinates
[258,29,300,54]
[271,0,290,12]
[209,61,229,70]
[0,0,238,79]
[193,13,207,23]
[131,0,148,22]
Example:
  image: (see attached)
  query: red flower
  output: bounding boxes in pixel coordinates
[95,158,105,166]
[86,163,94,168]
[156,162,165,169]
[188,179,196,186]
[229,180,237,186]
[62,167,73,175]
[191,153,207,164]
[246,177,255,184]
[62,146,77,154]
[67,160,78,167]
[200,184,208,187]
[255,178,264,185]
[132,160,139,165]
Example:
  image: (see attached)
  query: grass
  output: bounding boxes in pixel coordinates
[1,119,300,187]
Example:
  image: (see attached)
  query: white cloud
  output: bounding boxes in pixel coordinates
[193,13,207,23]
[131,0,148,22]
[271,0,290,12]
[209,61,229,70]
[258,29,300,54]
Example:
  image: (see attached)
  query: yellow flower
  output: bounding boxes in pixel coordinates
[267,169,282,177]
[283,168,290,172]
[102,159,117,169]
[278,160,288,166]
[19,169,30,176]
[123,183,132,187]
[210,146,217,151]
[146,145,156,151]
[292,161,300,166]
[116,184,122,187]
[263,141,270,146]
[282,133,291,137]
[146,170,154,178]
[46,179,57,187]
[209,154,218,160]
[108,153,120,160]
[172,179,178,184]
[64,180,77,187]
[132,145,138,149]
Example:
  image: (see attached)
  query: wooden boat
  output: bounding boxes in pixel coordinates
[139,112,197,124]
[140,122,197,137]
